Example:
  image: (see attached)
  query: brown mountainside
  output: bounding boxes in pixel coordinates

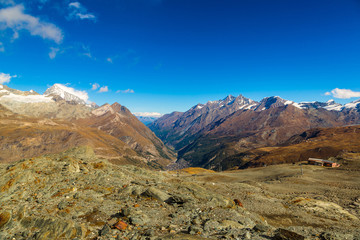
[0,105,143,165]
[220,125,360,169]
[76,103,175,163]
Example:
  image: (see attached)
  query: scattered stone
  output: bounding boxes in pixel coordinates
[57,200,68,210]
[254,223,271,232]
[188,225,203,235]
[114,220,128,231]
[219,220,245,229]
[203,220,220,231]
[141,187,171,202]
[234,199,244,207]
[100,224,111,236]
[107,218,118,226]
[130,214,150,225]
[272,228,305,240]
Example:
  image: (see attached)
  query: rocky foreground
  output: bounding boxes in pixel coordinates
[0,147,359,240]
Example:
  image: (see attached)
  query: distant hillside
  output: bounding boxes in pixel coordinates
[150,95,360,170]
[220,125,360,170]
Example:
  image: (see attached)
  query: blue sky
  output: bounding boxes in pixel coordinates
[1,0,360,114]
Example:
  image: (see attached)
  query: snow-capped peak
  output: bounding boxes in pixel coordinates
[344,98,360,109]
[44,84,89,105]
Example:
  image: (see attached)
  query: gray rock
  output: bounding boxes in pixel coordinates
[99,224,111,236]
[254,223,271,232]
[203,220,220,232]
[130,214,150,225]
[57,200,68,210]
[189,225,203,235]
[141,187,171,202]
[272,228,305,240]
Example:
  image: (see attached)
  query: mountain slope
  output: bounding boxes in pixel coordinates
[77,103,175,163]
[220,125,360,169]
[0,106,142,165]
[150,95,257,149]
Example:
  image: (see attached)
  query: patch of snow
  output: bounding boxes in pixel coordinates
[0,89,9,93]
[0,85,3,89]
[299,101,316,104]
[284,100,294,105]
[245,104,257,110]
[344,100,360,109]
[291,103,304,109]
[324,105,343,111]
[0,93,53,103]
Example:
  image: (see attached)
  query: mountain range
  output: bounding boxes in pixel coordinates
[150,94,360,170]
[1,83,360,171]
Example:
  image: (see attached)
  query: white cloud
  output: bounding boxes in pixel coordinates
[0,5,63,44]
[91,83,99,90]
[76,13,95,20]
[106,57,113,63]
[133,112,163,117]
[69,2,81,8]
[0,72,16,84]
[0,42,4,52]
[49,47,59,59]
[325,88,360,99]
[116,89,135,94]
[98,86,109,93]
[68,2,96,21]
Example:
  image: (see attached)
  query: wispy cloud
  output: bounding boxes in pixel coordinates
[0,42,4,52]
[49,47,59,59]
[98,86,109,93]
[81,45,95,59]
[325,88,360,99]
[0,5,63,44]
[68,1,96,21]
[0,72,16,84]
[91,83,100,90]
[116,89,134,94]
